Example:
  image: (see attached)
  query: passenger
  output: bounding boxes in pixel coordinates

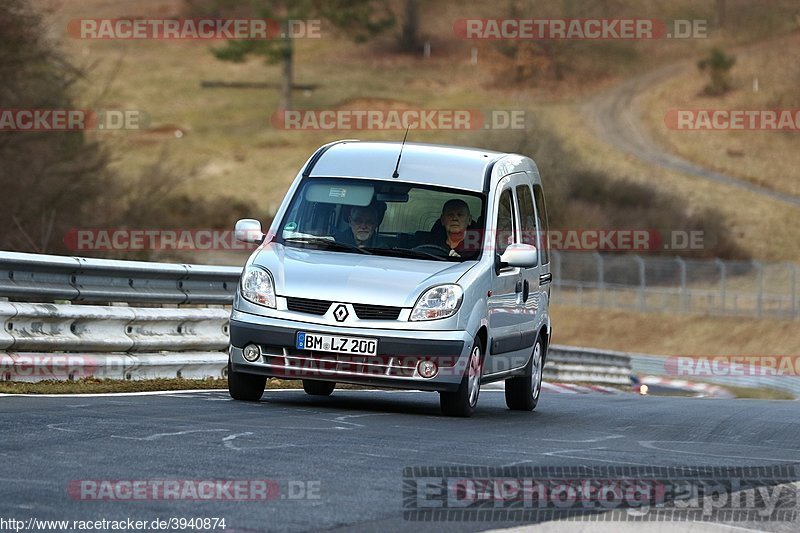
[432,199,479,258]
[336,203,387,249]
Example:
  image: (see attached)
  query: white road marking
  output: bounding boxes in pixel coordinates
[46,423,77,433]
[111,429,229,441]
[541,435,624,444]
[638,440,800,462]
[543,447,656,466]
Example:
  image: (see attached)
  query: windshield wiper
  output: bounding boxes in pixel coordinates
[283,237,372,254]
[371,247,449,261]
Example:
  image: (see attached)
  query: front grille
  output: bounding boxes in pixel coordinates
[286,297,332,315]
[352,303,402,320]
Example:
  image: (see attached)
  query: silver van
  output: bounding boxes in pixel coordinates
[228,140,552,417]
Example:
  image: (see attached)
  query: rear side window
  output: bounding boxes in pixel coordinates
[516,184,536,247]
[496,189,515,255]
[533,184,549,265]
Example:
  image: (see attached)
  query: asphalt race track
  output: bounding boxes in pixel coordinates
[1,389,798,532]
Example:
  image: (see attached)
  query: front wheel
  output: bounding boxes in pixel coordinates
[227,361,267,401]
[505,336,544,411]
[440,336,483,417]
[302,380,335,396]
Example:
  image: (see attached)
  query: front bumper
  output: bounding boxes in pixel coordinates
[229,310,472,392]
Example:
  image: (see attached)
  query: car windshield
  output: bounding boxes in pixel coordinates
[277,178,486,261]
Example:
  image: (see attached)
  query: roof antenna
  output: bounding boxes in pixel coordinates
[392,125,410,178]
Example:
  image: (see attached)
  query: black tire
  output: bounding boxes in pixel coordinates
[505,336,544,411]
[302,380,335,396]
[440,336,484,417]
[227,361,267,401]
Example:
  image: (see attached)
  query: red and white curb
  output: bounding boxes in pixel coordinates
[640,376,734,398]
[484,382,626,394]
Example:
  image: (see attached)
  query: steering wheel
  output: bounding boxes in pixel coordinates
[412,244,452,258]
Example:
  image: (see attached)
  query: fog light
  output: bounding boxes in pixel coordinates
[417,360,438,378]
[242,344,261,362]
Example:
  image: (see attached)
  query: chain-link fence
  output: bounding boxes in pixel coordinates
[551,251,800,318]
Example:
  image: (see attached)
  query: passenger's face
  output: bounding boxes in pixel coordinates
[441,206,471,235]
[349,207,377,244]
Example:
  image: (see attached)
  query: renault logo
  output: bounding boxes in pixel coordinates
[333,304,349,322]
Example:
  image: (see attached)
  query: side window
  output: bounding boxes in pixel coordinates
[496,189,515,255]
[516,184,536,247]
[533,184,550,265]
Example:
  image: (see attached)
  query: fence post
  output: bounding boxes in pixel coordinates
[790,262,797,318]
[715,258,726,315]
[594,252,604,306]
[676,257,687,313]
[633,255,646,311]
[753,260,764,317]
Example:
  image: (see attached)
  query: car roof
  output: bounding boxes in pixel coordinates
[307,140,529,192]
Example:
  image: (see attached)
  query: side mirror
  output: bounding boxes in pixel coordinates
[500,243,538,268]
[235,219,265,244]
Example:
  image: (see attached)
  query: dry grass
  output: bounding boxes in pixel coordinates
[0,377,227,394]
[545,102,800,262]
[639,33,800,198]
[550,303,800,355]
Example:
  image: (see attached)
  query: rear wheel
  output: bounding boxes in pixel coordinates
[302,380,336,396]
[505,336,544,411]
[227,361,267,402]
[440,336,483,417]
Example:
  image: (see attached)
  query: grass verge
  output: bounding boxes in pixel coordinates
[0,377,373,394]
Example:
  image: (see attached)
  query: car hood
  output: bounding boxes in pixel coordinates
[252,244,477,307]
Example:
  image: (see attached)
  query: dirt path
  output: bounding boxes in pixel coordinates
[582,62,800,208]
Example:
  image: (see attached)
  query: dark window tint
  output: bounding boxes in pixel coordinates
[533,184,549,264]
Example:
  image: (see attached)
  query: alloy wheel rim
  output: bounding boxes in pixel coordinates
[468,345,481,406]
[531,343,542,400]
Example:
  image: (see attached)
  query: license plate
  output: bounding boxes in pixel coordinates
[296,332,378,356]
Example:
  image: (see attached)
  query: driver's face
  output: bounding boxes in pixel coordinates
[349,207,377,244]
[441,206,471,235]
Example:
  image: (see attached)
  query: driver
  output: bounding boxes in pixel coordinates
[431,199,479,258]
[336,202,387,249]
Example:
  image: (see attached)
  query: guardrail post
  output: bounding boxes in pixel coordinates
[715,258,726,315]
[789,262,798,318]
[633,255,646,311]
[593,252,604,306]
[552,250,561,291]
[676,257,687,313]
[753,260,764,317]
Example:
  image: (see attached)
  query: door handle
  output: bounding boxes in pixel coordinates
[522,279,530,302]
[515,280,523,293]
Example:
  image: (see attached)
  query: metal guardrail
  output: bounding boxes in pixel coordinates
[545,345,632,385]
[0,251,241,304]
[0,303,229,352]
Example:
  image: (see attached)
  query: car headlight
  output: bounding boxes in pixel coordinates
[240,266,276,308]
[410,284,463,321]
